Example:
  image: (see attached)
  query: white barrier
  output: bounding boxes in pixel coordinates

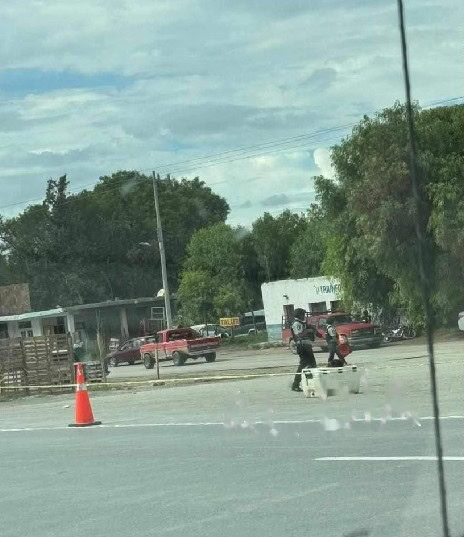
[300,365,362,399]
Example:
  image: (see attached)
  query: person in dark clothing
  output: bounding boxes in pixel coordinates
[326,317,347,367]
[362,309,371,324]
[291,308,317,392]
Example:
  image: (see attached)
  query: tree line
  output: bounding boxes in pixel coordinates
[1,102,463,327]
[178,102,464,327]
[0,171,318,315]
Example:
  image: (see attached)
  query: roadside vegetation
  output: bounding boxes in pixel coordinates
[1,103,463,328]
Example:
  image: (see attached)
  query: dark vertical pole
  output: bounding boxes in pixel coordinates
[249,302,257,334]
[155,346,160,380]
[396,2,449,536]
[152,171,173,329]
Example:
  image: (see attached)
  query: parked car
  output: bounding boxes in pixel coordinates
[234,321,266,336]
[140,327,220,367]
[107,336,153,367]
[191,324,230,338]
[458,312,464,332]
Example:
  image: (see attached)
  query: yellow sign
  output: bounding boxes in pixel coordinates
[219,317,240,328]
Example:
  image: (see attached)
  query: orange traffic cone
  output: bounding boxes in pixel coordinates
[68,363,102,427]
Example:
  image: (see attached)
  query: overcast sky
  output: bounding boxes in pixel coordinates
[0,0,462,225]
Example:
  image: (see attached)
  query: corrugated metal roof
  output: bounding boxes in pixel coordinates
[0,308,65,322]
[0,296,169,323]
[66,297,163,312]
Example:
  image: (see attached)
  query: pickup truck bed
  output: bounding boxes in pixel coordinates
[140,328,220,368]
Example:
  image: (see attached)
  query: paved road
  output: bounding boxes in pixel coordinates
[0,340,463,537]
[0,417,462,537]
[107,338,457,380]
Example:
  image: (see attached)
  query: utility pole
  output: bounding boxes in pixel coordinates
[249,300,257,335]
[152,171,172,329]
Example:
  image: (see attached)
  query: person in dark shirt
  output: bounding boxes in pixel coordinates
[362,309,371,323]
[291,308,317,392]
[326,317,347,367]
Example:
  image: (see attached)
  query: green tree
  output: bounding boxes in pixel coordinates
[177,223,247,323]
[316,102,464,325]
[289,205,326,279]
[1,172,229,310]
[251,210,305,282]
[176,270,213,324]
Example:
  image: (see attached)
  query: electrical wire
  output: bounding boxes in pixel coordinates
[0,95,462,213]
[0,129,348,211]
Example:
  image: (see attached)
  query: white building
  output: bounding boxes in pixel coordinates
[261,276,342,341]
[0,308,68,339]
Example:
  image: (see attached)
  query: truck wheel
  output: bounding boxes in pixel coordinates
[172,352,185,367]
[205,353,216,363]
[143,354,155,369]
[110,357,118,367]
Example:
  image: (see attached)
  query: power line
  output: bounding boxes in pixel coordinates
[161,133,345,177]
[0,129,348,212]
[0,94,462,213]
[101,94,464,177]
[141,123,354,173]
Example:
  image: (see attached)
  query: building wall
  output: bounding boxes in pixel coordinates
[7,321,19,338]
[261,276,341,341]
[5,316,67,339]
[31,318,43,336]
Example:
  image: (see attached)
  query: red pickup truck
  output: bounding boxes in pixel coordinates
[283,312,382,352]
[140,327,220,368]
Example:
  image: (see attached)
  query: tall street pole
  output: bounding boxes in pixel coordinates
[152,171,173,329]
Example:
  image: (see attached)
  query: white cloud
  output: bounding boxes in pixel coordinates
[0,0,462,224]
[314,148,334,179]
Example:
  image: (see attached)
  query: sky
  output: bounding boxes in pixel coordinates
[0,0,462,226]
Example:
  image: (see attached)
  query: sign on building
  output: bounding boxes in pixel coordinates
[219,317,240,328]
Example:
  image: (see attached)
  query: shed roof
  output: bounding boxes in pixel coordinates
[0,308,65,322]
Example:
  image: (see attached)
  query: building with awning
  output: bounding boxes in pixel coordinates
[0,296,173,344]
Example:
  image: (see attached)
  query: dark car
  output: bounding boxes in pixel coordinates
[107,337,152,367]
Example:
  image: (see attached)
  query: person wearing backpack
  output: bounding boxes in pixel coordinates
[326,317,347,367]
[291,308,317,392]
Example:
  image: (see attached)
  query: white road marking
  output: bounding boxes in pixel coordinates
[315,456,464,461]
[0,414,462,433]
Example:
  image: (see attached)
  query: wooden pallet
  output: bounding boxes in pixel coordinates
[1,335,74,394]
[84,361,105,383]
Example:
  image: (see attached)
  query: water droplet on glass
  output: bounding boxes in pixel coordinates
[323,417,341,431]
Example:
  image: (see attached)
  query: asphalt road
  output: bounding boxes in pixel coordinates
[107,338,463,380]
[0,340,463,537]
[0,418,462,537]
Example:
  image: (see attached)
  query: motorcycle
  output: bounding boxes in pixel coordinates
[383,324,417,342]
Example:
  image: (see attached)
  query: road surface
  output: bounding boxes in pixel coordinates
[107,338,461,380]
[0,340,463,537]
